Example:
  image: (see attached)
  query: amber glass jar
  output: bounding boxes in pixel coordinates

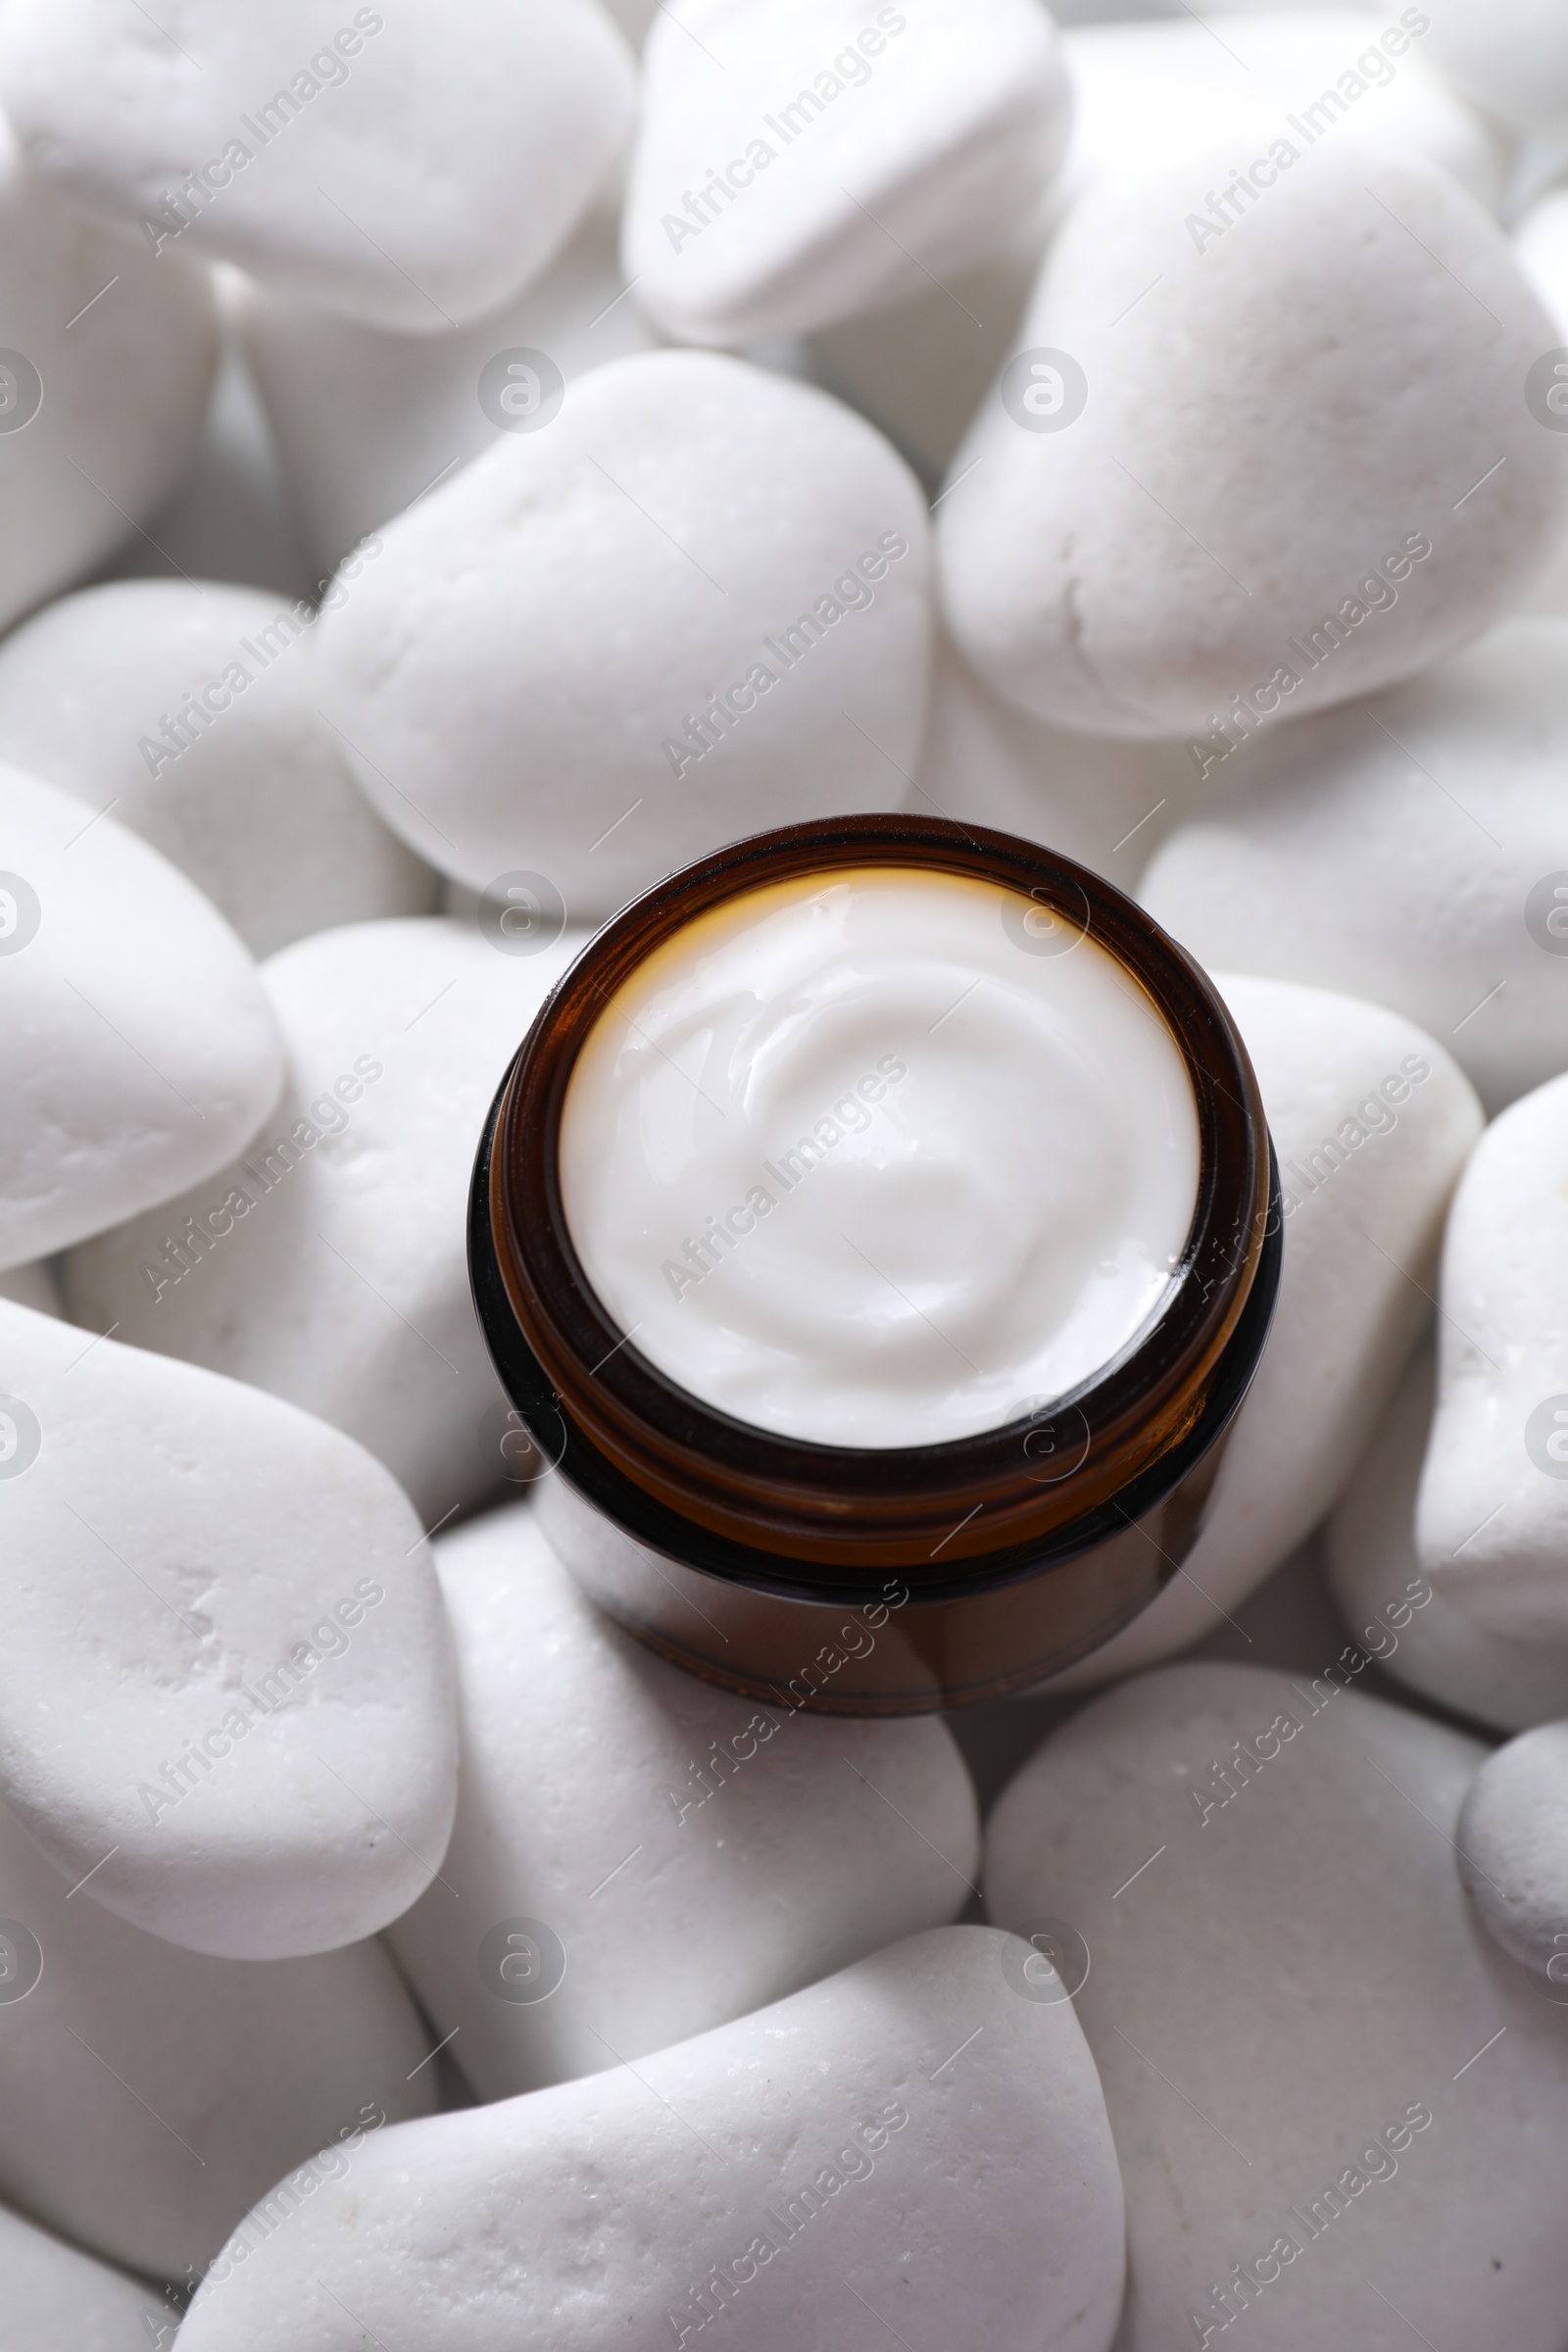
[469,813,1280,1713]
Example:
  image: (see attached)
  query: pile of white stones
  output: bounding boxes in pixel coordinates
[3,0,1568,2344]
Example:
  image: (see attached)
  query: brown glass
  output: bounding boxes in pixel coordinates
[469,813,1280,1712]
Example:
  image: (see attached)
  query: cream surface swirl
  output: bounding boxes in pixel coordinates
[558,866,1201,1449]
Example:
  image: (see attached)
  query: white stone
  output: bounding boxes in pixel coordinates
[938,141,1568,738]
[0,2201,169,2352]
[1416,1071,1568,1639]
[0,764,283,1274]
[1141,620,1568,1117]
[1029,977,1482,1694]
[623,0,1071,346]
[0,1298,458,1958]
[0,581,434,959]
[1326,1349,1568,1733]
[0,117,217,635]
[1054,15,1508,223]
[237,192,659,578]
[63,915,588,1525]
[914,629,1204,884]
[1515,186,1568,337]
[176,1926,1127,2352]
[1457,1722,1568,1979]
[987,1661,1568,2350]
[1422,0,1568,136]
[0,1786,437,2280]
[388,1501,980,2098]
[314,350,932,915]
[1151,617,1568,1109]
[0,0,636,335]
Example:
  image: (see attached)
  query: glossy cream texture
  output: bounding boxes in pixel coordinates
[559,868,1201,1448]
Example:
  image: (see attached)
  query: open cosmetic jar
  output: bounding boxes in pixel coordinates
[469,813,1280,1713]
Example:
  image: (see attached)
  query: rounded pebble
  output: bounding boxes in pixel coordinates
[624,0,1070,345]
[0,764,283,1273]
[314,350,932,914]
[0,1297,458,1958]
[988,1661,1568,2350]
[177,1927,1127,2352]
[1140,619,1568,1116]
[0,580,435,958]
[0,0,636,333]
[388,1500,980,2097]
[1327,1348,1568,1733]
[1417,1069,1568,1639]
[938,140,1568,737]
[1457,1720,1568,1980]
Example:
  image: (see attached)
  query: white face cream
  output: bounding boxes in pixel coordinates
[558,866,1202,1450]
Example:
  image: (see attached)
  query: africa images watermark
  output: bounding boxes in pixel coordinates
[1181,9,1433,257]
[1187,531,1434,782]
[659,1054,908,1303]
[665,1580,912,1827]
[657,6,909,258]
[992,394,1440,785]
[1186,2097,1435,2344]
[1187,1576,1435,1829]
[136,1053,384,1304]
[660,531,910,782]
[134,533,383,781]
[138,11,386,258]
[135,1576,387,1827]
[666,2096,911,2344]
[199,2099,389,2292]
[1277,1053,1433,1220]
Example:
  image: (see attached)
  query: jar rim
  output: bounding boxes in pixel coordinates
[473,812,1278,1591]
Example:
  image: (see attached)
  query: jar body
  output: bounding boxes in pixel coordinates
[530,1441,1235,1713]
